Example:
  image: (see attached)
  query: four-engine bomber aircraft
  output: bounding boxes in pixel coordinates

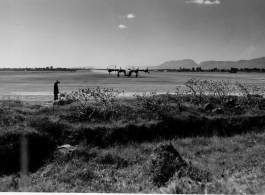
[92,66,150,78]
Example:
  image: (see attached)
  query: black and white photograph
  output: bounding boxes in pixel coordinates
[1,0,265,193]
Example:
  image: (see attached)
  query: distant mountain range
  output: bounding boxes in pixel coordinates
[152,57,265,70]
[81,56,265,70]
[199,57,265,69]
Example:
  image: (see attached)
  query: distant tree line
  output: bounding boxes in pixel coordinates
[156,67,265,73]
[0,66,85,71]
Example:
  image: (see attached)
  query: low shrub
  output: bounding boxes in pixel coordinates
[0,107,25,126]
[147,143,187,186]
[147,143,212,187]
[27,116,69,145]
[133,92,179,120]
[58,87,121,121]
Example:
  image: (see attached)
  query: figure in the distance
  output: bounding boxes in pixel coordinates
[54,80,60,100]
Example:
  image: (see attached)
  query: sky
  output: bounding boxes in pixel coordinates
[1,0,265,68]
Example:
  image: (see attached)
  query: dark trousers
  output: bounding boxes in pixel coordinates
[54,94,58,100]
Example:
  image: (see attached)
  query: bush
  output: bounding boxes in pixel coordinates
[235,82,265,98]
[184,78,236,104]
[59,87,121,121]
[185,78,208,102]
[147,143,212,188]
[27,116,69,145]
[0,106,25,127]
[133,92,178,120]
[147,143,187,186]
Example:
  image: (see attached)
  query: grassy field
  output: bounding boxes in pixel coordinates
[1,72,265,193]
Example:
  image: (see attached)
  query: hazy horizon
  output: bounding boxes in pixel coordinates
[1,0,265,68]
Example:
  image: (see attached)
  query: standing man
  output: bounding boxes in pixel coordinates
[54,80,60,100]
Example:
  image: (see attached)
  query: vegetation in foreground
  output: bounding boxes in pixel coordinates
[1,79,265,193]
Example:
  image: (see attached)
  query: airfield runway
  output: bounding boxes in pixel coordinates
[1,70,265,103]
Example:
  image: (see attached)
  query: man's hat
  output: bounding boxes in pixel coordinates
[55,80,60,84]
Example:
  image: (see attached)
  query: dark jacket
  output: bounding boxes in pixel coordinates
[54,84,59,94]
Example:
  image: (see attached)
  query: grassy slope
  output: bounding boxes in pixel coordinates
[0,97,265,193]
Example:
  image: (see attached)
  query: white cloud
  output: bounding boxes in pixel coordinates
[118,24,127,29]
[187,0,204,3]
[186,0,220,5]
[127,14,135,19]
[204,0,220,4]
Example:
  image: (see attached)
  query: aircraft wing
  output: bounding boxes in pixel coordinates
[90,68,107,70]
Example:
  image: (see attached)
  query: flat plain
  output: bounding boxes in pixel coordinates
[1,70,265,102]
